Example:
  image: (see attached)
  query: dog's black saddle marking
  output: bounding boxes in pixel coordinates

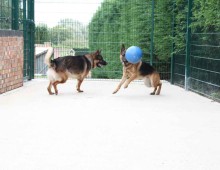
[139,62,155,76]
[51,55,91,74]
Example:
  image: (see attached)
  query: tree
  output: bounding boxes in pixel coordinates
[154,0,173,60]
[35,24,50,44]
[89,0,153,78]
[1,0,12,29]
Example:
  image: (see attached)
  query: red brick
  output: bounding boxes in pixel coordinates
[0,35,23,94]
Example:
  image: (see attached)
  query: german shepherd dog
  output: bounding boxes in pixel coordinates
[113,44,162,95]
[45,47,107,95]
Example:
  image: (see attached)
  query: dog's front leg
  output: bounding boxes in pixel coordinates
[112,75,127,94]
[124,74,137,88]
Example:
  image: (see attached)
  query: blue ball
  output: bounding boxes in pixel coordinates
[125,46,143,64]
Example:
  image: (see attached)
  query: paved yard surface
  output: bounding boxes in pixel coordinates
[0,79,220,170]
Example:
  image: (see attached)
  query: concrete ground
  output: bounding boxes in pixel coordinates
[0,79,220,170]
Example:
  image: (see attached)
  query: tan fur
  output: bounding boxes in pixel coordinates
[113,45,162,95]
[44,47,54,66]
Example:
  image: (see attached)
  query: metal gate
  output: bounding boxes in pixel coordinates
[0,0,35,80]
[23,0,35,80]
[13,0,35,81]
[14,0,35,80]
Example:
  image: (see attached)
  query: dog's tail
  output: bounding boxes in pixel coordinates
[44,47,54,67]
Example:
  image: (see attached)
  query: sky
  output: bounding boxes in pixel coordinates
[35,0,103,27]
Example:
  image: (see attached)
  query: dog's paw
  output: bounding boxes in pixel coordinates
[77,89,84,93]
[124,84,128,89]
[112,90,118,94]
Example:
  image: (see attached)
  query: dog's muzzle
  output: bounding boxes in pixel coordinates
[122,58,129,66]
[97,60,108,67]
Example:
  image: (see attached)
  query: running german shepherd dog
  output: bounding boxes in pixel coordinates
[45,47,107,95]
[113,44,162,95]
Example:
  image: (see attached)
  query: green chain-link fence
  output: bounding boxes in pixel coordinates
[171,0,220,101]
[1,0,219,101]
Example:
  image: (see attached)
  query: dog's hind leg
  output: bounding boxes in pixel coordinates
[76,79,84,92]
[155,83,162,95]
[52,82,59,95]
[150,73,161,95]
[52,79,67,95]
[47,82,54,95]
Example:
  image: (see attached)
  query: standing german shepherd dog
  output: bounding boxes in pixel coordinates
[113,44,162,95]
[45,47,107,95]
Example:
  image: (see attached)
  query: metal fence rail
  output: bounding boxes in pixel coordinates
[189,32,220,101]
[171,0,220,101]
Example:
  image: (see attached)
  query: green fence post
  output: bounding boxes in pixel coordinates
[32,0,35,80]
[12,0,19,30]
[28,0,31,80]
[28,0,35,79]
[185,0,192,90]
[171,0,176,84]
[150,0,155,66]
[23,0,28,80]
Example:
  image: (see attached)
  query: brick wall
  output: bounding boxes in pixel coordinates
[0,30,23,94]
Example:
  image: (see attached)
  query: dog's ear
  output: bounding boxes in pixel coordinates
[95,50,100,55]
[121,44,126,54]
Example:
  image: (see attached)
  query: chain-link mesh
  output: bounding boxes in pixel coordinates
[2,0,219,101]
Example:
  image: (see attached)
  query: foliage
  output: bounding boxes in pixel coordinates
[89,0,153,79]
[154,0,173,59]
[35,24,50,44]
[0,0,23,29]
[35,18,88,48]
[88,0,220,80]
[0,0,12,29]
[192,0,220,32]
